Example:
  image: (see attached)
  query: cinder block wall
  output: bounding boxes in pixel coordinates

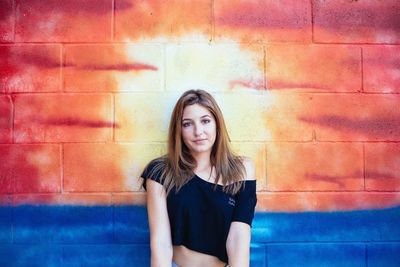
[0,0,399,266]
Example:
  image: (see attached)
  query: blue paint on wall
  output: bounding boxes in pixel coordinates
[252,206,400,242]
[367,243,400,267]
[13,205,114,243]
[267,243,366,267]
[0,205,399,266]
[0,206,11,243]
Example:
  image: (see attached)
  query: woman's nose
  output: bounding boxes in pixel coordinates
[194,123,204,136]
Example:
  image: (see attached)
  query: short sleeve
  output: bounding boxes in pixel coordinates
[232,180,257,227]
[140,159,164,191]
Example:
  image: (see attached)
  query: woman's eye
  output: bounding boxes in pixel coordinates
[182,122,191,127]
[202,119,210,124]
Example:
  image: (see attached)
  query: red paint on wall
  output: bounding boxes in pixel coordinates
[365,172,397,180]
[365,143,400,191]
[229,79,265,90]
[300,115,400,138]
[15,0,112,42]
[42,117,118,128]
[216,0,309,29]
[13,94,113,143]
[0,96,12,143]
[304,172,364,189]
[313,0,400,43]
[314,1,400,31]
[16,0,112,15]
[266,80,331,91]
[214,0,311,42]
[267,142,364,191]
[307,94,400,141]
[72,63,158,72]
[0,145,61,194]
[364,46,400,93]
[0,45,61,92]
[0,47,60,69]
[0,0,13,42]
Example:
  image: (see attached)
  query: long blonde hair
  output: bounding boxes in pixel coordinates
[143,89,246,195]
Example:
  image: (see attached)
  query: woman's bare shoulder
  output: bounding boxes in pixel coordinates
[241,156,256,181]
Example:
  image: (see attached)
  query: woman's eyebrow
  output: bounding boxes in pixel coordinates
[182,115,211,121]
[201,115,211,118]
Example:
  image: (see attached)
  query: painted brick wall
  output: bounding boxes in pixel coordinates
[0,0,399,266]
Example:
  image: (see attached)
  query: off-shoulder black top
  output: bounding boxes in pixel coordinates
[141,159,257,264]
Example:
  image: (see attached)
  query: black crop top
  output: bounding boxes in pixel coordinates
[141,160,257,264]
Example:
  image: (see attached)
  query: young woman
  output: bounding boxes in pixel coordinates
[141,89,257,267]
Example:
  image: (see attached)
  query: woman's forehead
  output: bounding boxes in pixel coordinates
[182,104,213,120]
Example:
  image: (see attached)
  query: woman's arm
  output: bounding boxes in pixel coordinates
[226,157,256,267]
[146,179,173,267]
[226,222,251,267]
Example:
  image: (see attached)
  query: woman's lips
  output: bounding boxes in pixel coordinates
[194,139,207,144]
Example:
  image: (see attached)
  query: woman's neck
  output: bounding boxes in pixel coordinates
[192,152,212,172]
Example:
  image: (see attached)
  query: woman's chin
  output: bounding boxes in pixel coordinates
[190,147,212,154]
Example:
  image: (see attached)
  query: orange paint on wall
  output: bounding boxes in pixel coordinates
[64,45,159,92]
[265,44,361,92]
[256,192,400,212]
[115,0,212,41]
[266,142,364,191]
[13,94,113,143]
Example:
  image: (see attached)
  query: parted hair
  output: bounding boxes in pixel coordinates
[142,89,246,195]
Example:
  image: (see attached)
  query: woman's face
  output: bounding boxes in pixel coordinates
[181,104,217,157]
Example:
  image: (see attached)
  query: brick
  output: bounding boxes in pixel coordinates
[165,43,264,92]
[256,192,400,212]
[367,243,400,267]
[14,94,112,142]
[13,196,113,243]
[0,95,12,143]
[310,94,400,141]
[365,143,400,191]
[231,142,267,190]
[0,196,12,243]
[0,245,63,266]
[0,144,61,193]
[364,45,400,93]
[0,45,61,92]
[112,193,146,206]
[113,204,149,243]
[214,0,312,42]
[267,243,365,267]
[115,93,175,142]
[0,0,14,42]
[220,93,314,141]
[250,244,267,267]
[115,0,212,42]
[0,195,11,206]
[313,0,400,44]
[64,143,163,192]
[265,44,361,92]
[253,204,400,242]
[266,142,364,191]
[15,0,112,42]
[13,193,111,206]
[64,44,163,92]
[62,244,150,267]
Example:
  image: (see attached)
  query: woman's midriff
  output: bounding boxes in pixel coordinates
[173,245,227,267]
